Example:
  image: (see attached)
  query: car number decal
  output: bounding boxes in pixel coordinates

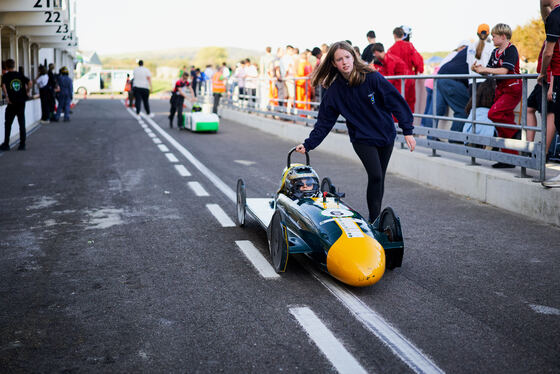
[321,208,353,218]
[335,217,364,238]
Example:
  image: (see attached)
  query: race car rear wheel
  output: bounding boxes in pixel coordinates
[236,178,246,227]
[379,207,404,270]
[269,210,289,273]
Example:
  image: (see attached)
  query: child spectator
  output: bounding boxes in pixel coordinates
[462,80,496,138]
[472,23,522,168]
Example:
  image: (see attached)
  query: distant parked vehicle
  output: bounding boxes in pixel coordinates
[74,69,132,95]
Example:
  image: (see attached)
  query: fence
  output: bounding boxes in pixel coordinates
[215,73,549,182]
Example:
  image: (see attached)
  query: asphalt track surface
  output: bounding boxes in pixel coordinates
[1,99,559,373]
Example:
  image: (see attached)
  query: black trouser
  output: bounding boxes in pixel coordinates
[213,93,222,114]
[552,76,560,134]
[39,87,52,121]
[134,87,150,115]
[352,142,394,222]
[169,96,184,127]
[192,81,198,97]
[3,102,26,147]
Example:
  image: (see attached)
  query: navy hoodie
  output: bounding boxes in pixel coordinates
[303,71,413,151]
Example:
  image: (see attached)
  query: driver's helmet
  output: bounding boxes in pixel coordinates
[285,165,320,199]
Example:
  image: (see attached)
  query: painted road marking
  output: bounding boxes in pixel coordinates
[188,181,209,196]
[158,144,170,152]
[234,240,280,279]
[140,114,236,202]
[290,307,368,374]
[148,133,156,138]
[175,164,191,177]
[132,110,444,374]
[152,138,162,144]
[165,153,179,163]
[299,258,444,374]
[206,204,235,227]
[234,160,256,166]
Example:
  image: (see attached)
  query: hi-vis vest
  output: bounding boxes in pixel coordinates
[212,71,226,93]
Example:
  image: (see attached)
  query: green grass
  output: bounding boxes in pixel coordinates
[151,79,173,94]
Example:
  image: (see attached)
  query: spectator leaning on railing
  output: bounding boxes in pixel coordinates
[472,23,522,169]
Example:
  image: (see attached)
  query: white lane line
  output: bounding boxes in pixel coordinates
[299,258,444,374]
[165,153,179,163]
[188,181,209,196]
[158,144,170,152]
[206,204,235,227]
[290,307,368,374]
[148,133,156,138]
[133,110,443,374]
[152,138,162,144]
[141,114,236,202]
[234,240,280,279]
[175,164,192,177]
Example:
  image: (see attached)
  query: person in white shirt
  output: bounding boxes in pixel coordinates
[36,65,52,123]
[467,24,494,83]
[133,60,153,116]
[244,59,258,106]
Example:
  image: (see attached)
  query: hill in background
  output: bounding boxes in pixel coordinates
[100,46,263,72]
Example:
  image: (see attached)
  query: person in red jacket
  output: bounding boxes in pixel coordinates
[387,26,424,112]
[370,43,408,94]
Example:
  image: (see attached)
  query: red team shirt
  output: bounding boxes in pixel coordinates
[374,53,408,92]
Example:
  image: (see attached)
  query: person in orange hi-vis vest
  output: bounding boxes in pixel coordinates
[387,26,424,112]
[296,51,313,110]
[212,65,227,114]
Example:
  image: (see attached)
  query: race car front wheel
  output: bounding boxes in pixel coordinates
[269,210,289,272]
[236,178,246,227]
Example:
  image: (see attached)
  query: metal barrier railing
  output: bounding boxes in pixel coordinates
[214,73,548,182]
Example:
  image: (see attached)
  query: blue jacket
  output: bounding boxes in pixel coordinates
[303,72,413,150]
[57,75,73,98]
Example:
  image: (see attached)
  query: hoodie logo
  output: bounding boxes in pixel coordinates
[368,92,375,104]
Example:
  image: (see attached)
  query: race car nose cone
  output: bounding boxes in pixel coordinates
[326,235,385,287]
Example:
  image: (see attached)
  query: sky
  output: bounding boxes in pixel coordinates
[76,0,541,56]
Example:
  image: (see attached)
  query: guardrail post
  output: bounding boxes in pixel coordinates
[537,81,548,182]
[519,78,530,178]
[470,78,479,165]
[430,78,438,157]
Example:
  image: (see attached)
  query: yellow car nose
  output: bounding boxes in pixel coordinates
[326,235,385,287]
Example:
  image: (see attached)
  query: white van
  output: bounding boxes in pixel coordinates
[74,69,132,95]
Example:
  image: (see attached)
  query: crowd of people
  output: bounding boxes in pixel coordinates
[1,59,73,151]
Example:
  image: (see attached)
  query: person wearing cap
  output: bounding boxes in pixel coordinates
[53,66,73,122]
[387,26,424,112]
[361,30,377,64]
[467,24,494,75]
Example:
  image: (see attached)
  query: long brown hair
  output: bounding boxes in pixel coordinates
[310,41,374,88]
[475,33,488,60]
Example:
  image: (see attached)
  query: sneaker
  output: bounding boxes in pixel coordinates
[40,120,50,124]
[0,143,9,151]
[542,174,560,188]
[17,144,25,151]
[492,162,515,169]
[148,113,155,118]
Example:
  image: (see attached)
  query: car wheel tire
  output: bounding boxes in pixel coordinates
[269,210,289,273]
[236,178,246,227]
[379,207,404,270]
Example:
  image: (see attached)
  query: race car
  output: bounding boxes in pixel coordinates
[236,148,404,287]
[180,98,219,132]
